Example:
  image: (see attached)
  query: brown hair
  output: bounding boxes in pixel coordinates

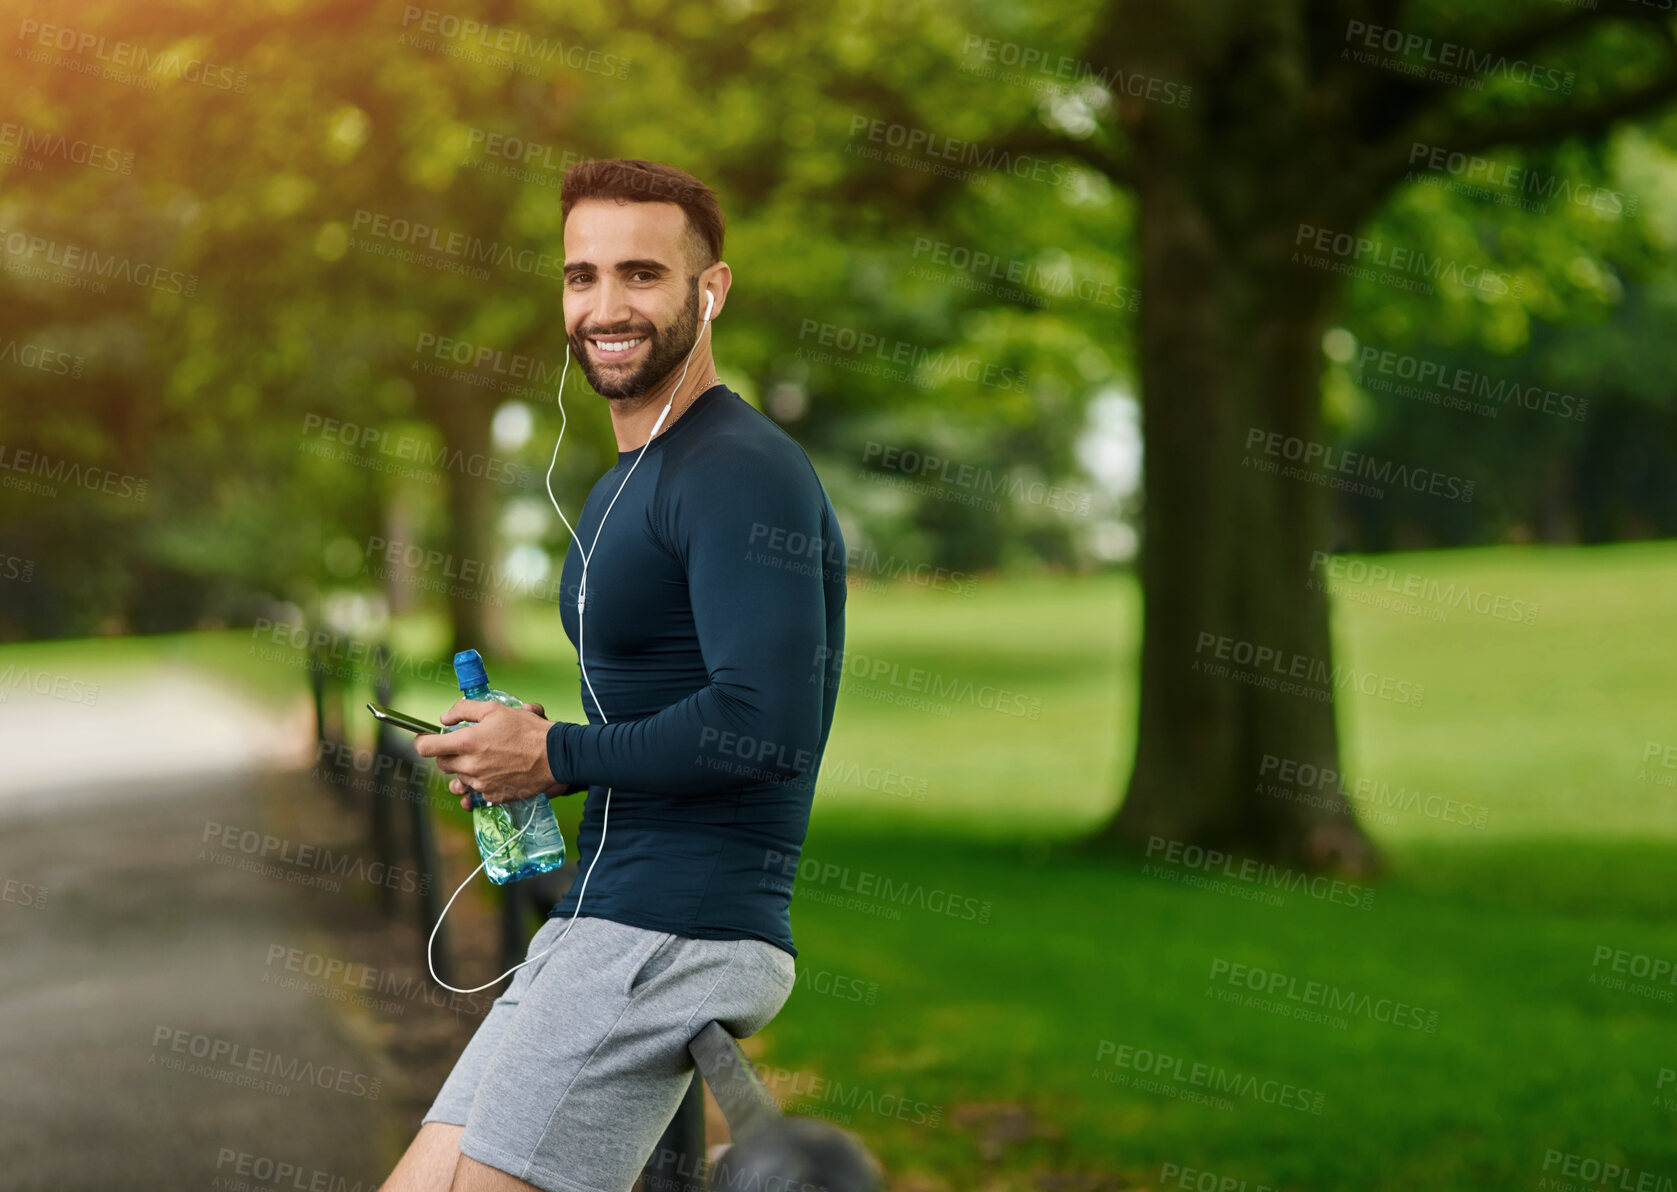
[560,159,724,268]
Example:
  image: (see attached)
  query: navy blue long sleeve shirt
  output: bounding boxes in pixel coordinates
[543,383,846,956]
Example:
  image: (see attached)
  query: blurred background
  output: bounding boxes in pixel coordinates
[3,0,1676,1188]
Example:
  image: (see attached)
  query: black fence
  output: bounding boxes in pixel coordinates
[306,629,881,1189]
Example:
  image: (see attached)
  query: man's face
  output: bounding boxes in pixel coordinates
[562,198,704,400]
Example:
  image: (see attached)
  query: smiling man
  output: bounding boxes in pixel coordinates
[382,160,847,1192]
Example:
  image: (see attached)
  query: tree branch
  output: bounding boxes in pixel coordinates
[1341,12,1677,202]
[1327,4,1643,150]
[1480,5,1616,62]
[1446,58,1677,157]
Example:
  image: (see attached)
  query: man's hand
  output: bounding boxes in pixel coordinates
[414,699,572,810]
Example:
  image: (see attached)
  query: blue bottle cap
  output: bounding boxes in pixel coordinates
[453,649,488,692]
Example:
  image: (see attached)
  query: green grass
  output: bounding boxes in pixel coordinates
[9,541,1677,1189]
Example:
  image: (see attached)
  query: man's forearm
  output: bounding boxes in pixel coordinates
[545,678,823,795]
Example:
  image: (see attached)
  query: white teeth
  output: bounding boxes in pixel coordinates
[593,337,645,354]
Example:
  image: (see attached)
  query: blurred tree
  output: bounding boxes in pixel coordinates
[1042,2,1677,869]
[5,0,1677,876]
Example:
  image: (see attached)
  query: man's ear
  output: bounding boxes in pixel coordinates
[700,261,732,321]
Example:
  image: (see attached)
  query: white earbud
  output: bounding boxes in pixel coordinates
[704,290,715,322]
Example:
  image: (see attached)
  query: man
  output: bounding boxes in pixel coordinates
[384,160,847,1192]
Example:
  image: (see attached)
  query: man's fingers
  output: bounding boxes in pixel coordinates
[415,723,477,758]
[439,699,498,726]
[525,702,546,719]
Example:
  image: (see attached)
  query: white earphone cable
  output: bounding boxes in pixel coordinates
[428,294,713,993]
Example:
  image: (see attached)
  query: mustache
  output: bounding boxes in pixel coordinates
[576,324,657,339]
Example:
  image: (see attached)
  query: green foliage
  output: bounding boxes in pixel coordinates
[7,0,1677,640]
[0,0,1129,640]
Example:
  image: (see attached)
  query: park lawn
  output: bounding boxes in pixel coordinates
[7,540,1677,1188]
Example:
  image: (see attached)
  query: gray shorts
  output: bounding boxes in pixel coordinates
[422,913,796,1192]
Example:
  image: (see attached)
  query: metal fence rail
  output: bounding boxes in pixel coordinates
[304,629,881,1188]
[653,1022,881,1192]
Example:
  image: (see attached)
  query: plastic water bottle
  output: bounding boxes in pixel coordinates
[450,649,567,885]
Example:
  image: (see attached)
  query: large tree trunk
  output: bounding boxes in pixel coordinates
[420,381,509,662]
[1092,157,1377,875]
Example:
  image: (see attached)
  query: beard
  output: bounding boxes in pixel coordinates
[569,282,702,401]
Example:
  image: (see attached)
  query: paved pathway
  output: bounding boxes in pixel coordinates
[0,668,476,1190]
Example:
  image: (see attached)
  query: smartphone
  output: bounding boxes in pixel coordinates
[367,702,443,736]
